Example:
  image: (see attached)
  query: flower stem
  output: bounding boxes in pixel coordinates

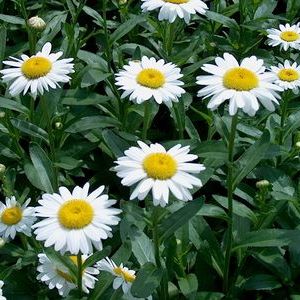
[142,101,151,139]
[173,102,184,139]
[223,113,238,294]
[77,253,83,297]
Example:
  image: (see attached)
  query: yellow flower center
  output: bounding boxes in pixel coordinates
[280,31,299,42]
[114,267,136,283]
[164,0,189,3]
[136,68,165,89]
[1,207,22,225]
[58,199,94,229]
[21,57,52,79]
[143,153,177,180]
[223,67,259,91]
[278,68,299,82]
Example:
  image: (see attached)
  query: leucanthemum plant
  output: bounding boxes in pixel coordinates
[267,23,300,51]
[115,141,205,207]
[141,0,208,23]
[0,42,74,97]
[97,257,136,294]
[0,197,36,240]
[270,60,300,93]
[115,56,185,106]
[37,253,99,297]
[32,183,121,254]
[196,53,283,116]
[0,281,5,300]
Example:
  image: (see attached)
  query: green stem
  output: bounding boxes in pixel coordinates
[152,207,168,300]
[174,103,184,139]
[142,101,152,139]
[163,22,175,57]
[77,253,83,297]
[223,113,238,294]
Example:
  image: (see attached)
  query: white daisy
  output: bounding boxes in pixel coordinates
[196,53,283,116]
[115,141,205,207]
[0,42,74,97]
[267,23,300,51]
[97,257,136,294]
[37,253,99,297]
[115,56,185,106]
[32,183,121,255]
[0,197,36,240]
[141,0,208,24]
[270,60,300,93]
[0,281,6,300]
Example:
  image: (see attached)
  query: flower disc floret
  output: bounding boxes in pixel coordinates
[58,199,94,229]
[21,57,52,79]
[136,68,165,89]
[1,207,22,225]
[280,31,299,42]
[278,68,299,81]
[223,67,259,91]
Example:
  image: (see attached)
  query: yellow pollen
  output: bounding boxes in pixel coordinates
[143,153,177,180]
[164,0,188,3]
[278,68,299,82]
[58,199,94,229]
[21,56,52,79]
[113,267,136,283]
[136,68,165,89]
[280,31,299,42]
[1,207,22,225]
[223,67,259,91]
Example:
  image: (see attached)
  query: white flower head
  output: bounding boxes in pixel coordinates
[0,197,36,240]
[267,23,300,51]
[97,257,136,294]
[270,60,300,93]
[0,42,74,97]
[141,0,208,24]
[196,53,283,116]
[33,183,122,255]
[115,141,205,207]
[0,280,6,300]
[37,253,99,297]
[115,56,185,106]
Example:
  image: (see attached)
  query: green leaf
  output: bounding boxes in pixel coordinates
[29,143,55,193]
[62,89,111,105]
[0,97,29,114]
[0,25,6,69]
[110,15,145,44]
[233,131,270,188]
[178,274,198,297]
[82,247,111,270]
[193,141,227,160]
[243,274,281,290]
[65,116,120,133]
[131,262,163,298]
[24,161,44,191]
[206,11,239,30]
[11,119,49,143]
[159,197,204,242]
[80,67,111,88]
[0,14,25,25]
[233,229,300,251]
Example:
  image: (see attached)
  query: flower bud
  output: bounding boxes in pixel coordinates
[119,0,128,5]
[55,122,63,130]
[0,164,6,175]
[296,141,300,149]
[256,179,270,189]
[0,112,5,118]
[28,16,46,31]
[0,238,5,248]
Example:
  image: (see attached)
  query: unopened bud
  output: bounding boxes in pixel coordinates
[119,0,128,4]
[55,122,63,130]
[0,238,5,248]
[0,164,6,175]
[28,16,46,31]
[256,179,270,189]
[0,112,5,118]
[296,141,300,149]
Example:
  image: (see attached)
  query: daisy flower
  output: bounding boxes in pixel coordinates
[97,257,136,294]
[0,197,36,240]
[32,183,121,255]
[141,0,208,24]
[0,281,5,300]
[0,42,74,97]
[37,253,99,297]
[270,60,300,93]
[115,56,185,106]
[115,141,205,207]
[267,23,300,51]
[196,53,283,116]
